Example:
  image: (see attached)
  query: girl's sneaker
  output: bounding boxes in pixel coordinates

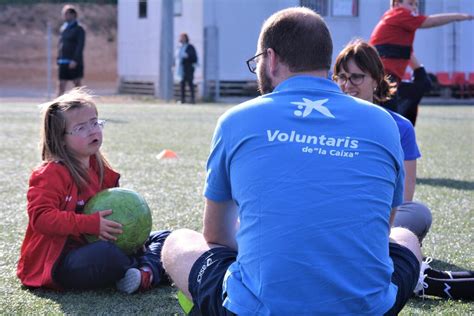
[116,268,152,294]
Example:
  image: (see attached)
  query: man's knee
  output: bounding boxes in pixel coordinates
[162,229,210,297]
[163,229,204,266]
[390,227,422,263]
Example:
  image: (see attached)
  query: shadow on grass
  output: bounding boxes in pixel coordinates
[25,285,181,314]
[416,178,474,191]
[427,258,474,273]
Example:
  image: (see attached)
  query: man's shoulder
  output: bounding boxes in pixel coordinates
[220,96,267,119]
[346,97,392,118]
[76,23,86,33]
[70,22,85,33]
[346,99,399,134]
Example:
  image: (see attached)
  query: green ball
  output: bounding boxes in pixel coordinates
[83,188,152,255]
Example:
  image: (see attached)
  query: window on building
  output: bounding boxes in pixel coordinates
[300,0,359,17]
[139,0,147,19]
[174,0,182,16]
[301,0,329,16]
[332,0,358,17]
[417,0,425,15]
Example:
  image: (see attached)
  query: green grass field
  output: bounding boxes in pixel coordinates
[0,99,472,315]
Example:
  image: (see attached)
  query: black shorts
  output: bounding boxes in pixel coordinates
[58,63,84,80]
[384,242,420,315]
[188,247,237,316]
[188,243,419,315]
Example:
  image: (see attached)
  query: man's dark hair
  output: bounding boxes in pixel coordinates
[62,5,78,17]
[66,8,77,16]
[259,7,333,72]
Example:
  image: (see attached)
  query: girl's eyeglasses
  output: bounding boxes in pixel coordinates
[64,119,106,137]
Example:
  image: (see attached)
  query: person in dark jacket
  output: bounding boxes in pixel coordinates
[176,33,198,104]
[57,5,85,96]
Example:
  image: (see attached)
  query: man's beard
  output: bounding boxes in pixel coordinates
[257,62,273,95]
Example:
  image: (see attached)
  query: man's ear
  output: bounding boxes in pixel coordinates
[266,48,279,76]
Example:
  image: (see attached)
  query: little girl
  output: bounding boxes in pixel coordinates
[17,88,170,293]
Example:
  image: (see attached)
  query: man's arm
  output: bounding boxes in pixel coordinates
[202,198,239,250]
[73,27,85,64]
[420,13,473,28]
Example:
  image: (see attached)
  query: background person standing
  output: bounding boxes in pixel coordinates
[370,0,473,125]
[176,33,197,104]
[57,5,85,96]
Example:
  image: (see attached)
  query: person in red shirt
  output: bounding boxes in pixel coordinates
[370,0,473,125]
[17,88,170,293]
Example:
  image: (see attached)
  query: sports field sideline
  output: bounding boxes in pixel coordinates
[0,99,472,314]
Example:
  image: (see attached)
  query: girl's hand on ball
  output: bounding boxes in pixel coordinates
[98,209,123,241]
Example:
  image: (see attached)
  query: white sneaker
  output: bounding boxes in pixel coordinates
[116,268,141,294]
[414,257,433,296]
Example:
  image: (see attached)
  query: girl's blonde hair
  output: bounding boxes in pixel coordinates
[39,88,111,191]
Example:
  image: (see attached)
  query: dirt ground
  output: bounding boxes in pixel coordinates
[0,3,117,97]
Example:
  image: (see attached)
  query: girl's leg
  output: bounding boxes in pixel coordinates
[139,230,172,286]
[54,241,137,289]
[180,79,186,103]
[116,230,171,294]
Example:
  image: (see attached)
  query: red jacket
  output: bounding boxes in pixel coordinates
[17,157,120,289]
[370,7,427,80]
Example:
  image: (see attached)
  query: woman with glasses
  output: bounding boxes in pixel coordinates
[333,40,474,300]
[17,87,170,294]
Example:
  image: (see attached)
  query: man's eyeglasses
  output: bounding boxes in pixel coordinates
[64,119,106,137]
[334,73,366,86]
[246,52,266,74]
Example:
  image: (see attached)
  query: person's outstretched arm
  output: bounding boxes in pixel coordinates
[203,198,239,250]
[420,13,473,28]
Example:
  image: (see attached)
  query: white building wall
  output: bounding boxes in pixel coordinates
[199,0,474,81]
[203,0,294,81]
[118,0,162,81]
[118,0,473,94]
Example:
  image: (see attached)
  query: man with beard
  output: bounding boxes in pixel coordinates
[162,7,422,315]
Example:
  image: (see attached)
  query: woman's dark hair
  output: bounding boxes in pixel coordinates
[333,39,396,104]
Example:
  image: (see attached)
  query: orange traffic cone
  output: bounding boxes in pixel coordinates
[156,149,178,160]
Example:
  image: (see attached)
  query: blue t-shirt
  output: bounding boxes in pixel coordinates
[204,76,405,315]
[387,110,421,161]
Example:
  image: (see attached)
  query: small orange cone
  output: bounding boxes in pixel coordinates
[156,149,178,160]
